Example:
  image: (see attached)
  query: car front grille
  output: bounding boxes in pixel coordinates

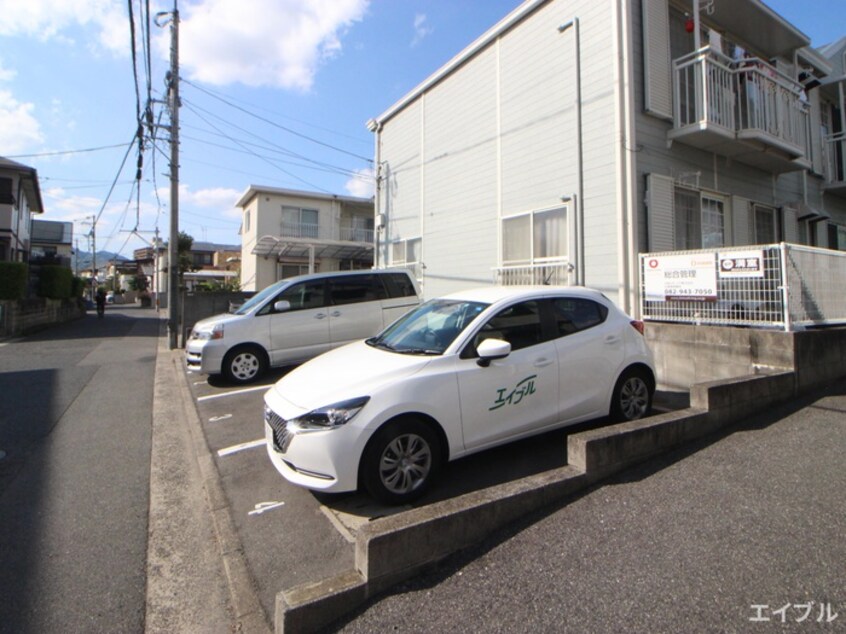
[265,406,292,453]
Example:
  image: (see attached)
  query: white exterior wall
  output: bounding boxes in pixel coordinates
[378,0,624,301]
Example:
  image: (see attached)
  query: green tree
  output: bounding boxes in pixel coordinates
[178,231,196,278]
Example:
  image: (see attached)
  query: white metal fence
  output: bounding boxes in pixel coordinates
[494,261,575,287]
[639,243,846,331]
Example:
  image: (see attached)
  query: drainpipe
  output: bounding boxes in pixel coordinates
[366,118,382,268]
[558,18,585,286]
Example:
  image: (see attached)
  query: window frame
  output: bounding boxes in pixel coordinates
[501,206,569,266]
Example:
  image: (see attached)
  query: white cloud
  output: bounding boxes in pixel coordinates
[175,0,370,90]
[411,13,433,47]
[180,185,242,217]
[0,90,44,153]
[0,60,16,81]
[0,0,130,56]
[344,167,374,198]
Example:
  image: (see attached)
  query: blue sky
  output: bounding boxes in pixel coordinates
[0,0,842,258]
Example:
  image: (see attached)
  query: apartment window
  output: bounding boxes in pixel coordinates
[245,210,251,233]
[0,178,13,204]
[674,187,725,249]
[828,223,846,251]
[278,263,315,279]
[502,207,567,265]
[753,204,781,243]
[281,206,319,238]
[391,237,421,265]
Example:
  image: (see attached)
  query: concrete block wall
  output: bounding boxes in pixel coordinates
[0,298,85,337]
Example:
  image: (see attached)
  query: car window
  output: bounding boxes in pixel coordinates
[471,300,544,353]
[383,272,417,298]
[551,298,608,336]
[329,275,388,306]
[266,280,326,313]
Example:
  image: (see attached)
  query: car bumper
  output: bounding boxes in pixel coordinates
[185,338,226,375]
[263,394,369,493]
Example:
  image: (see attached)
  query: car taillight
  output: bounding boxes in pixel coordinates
[630,320,645,336]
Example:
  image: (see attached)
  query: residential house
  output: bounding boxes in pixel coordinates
[0,157,44,262]
[238,186,374,292]
[368,0,846,314]
[30,220,73,268]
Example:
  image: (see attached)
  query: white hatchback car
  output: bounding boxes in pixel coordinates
[264,286,655,504]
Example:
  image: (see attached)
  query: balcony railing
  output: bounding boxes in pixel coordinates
[493,260,574,287]
[339,225,374,243]
[280,221,374,243]
[822,132,846,193]
[671,48,810,167]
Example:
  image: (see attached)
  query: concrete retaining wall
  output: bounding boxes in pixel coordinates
[180,291,253,346]
[645,323,846,393]
[0,297,85,338]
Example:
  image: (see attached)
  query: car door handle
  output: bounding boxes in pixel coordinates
[330,311,341,317]
[315,313,327,319]
[534,358,554,368]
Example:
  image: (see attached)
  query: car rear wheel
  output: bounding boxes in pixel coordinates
[222,345,267,384]
[610,368,653,422]
[361,418,441,505]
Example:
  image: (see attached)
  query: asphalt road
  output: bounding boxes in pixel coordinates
[0,305,159,633]
[329,383,846,633]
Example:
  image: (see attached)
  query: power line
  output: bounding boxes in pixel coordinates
[181,78,372,162]
[181,99,332,193]
[179,96,366,177]
[6,143,131,158]
[180,79,371,147]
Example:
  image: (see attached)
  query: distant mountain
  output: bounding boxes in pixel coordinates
[74,250,130,270]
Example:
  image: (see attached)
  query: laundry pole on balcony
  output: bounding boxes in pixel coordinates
[692,0,701,52]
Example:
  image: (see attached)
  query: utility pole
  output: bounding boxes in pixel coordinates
[159,1,181,349]
[81,214,97,300]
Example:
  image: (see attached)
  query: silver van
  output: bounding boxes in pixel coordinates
[186,269,421,383]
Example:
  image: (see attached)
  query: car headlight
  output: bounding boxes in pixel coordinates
[194,324,224,340]
[289,396,370,431]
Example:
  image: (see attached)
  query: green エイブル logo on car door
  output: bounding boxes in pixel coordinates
[489,375,537,411]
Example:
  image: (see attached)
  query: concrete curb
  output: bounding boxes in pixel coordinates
[276,370,802,633]
[156,335,271,633]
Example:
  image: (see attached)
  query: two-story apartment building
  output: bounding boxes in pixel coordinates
[238,185,374,292]
[0,157,44,263]
[30,220,73,268]
[368,0,846,313]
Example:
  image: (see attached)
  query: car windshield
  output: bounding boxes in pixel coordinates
[367,299,488,355]
[233,279,289,315]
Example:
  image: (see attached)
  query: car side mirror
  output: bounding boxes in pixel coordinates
[476,338,511,367]
[273,300,291,313]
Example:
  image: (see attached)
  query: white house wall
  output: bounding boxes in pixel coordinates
[378,0,625,301]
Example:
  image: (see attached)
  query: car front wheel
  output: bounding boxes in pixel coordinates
[222,345,267,384]
[361,418,441,505]
[610,368,653,422]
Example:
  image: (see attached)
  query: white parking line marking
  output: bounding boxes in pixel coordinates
[198,385,268,402]
[217,438,266,457]
[209,414,233,423]
[248,501,286,516]
[193,380,207,386]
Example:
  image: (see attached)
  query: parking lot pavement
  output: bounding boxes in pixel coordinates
[182,359,689,625]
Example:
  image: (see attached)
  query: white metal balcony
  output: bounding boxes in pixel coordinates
[669,48,811,173]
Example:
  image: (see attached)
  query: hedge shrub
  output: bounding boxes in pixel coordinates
[71,276,86,298]
[0,262,28,300]
[38,265,74,299]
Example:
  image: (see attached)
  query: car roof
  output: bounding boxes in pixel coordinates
[280,268,412,285]
[440,285,609,305]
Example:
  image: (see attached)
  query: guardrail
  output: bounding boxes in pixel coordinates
[639,243,846,331]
